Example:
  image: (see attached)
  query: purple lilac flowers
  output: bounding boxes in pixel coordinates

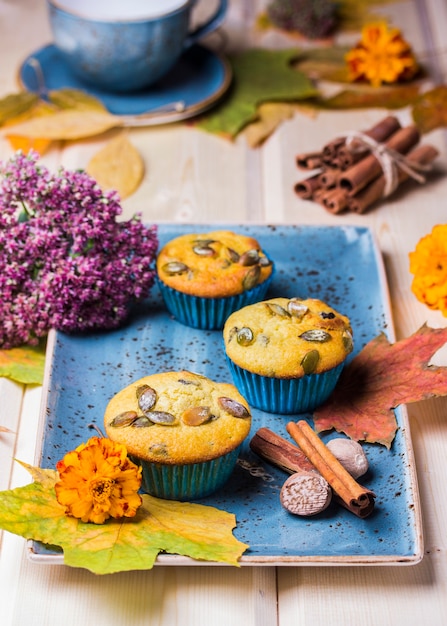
[0,151,158,349]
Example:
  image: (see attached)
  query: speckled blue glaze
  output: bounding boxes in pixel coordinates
[46,0,228,91]
[34,225,422,564]
[19,43,231,118]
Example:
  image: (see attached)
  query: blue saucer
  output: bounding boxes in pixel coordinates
[19,43,232,124]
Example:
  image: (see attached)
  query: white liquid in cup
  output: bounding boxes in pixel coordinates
[49,0,190,21]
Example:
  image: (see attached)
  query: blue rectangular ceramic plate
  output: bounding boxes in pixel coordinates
[29,224,423,566]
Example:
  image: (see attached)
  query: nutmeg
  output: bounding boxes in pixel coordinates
[280,471,332,516]
[326,438,369,479]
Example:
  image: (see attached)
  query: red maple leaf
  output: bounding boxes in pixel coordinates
[313,324,447,448]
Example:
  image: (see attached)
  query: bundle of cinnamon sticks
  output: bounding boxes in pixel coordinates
[294,115,439,214]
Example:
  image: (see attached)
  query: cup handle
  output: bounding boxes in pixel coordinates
[184,0,228,48]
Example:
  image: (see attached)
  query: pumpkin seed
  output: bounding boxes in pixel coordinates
[218,396,250,418]
[258,334,270,346]
[342,329,354,352]
[178,377,201,386]
[301,349,320,374]
[132,416,154,428]
[300,329,332,343]
[288,299,308,319]
[182,405,213,426]
[237,327,254,346]
[162,261,189,275]
[192,242,215,256]
[227,247,240,263]
[266,302,290,317]
[259,256,272,267]
[193,238,215,246]
[148,411,177,425]
[239,249,259,266]
[149,443,168,457]
[109,410,138,428]
[227,326,238,343]
[243,265,260,291]
[136,384,157,413]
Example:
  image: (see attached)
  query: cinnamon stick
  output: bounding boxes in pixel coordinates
[336,115,402,168]
[339,124,420,196]
[319,187,349,214]
[321,115,401,168]
[347,143,439,214]
[322,136,345,163]
[296,151,324,170]
[319,167,342,188]
[286,420,376,518]
[250,427,316,474]
[294,172,324,199]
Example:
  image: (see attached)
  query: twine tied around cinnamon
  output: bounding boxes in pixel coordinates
[342,130,432,197]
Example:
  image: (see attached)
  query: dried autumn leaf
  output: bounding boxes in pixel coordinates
[0,465,248,574]
[15,460,57,488]
[0,92,39,125]
[86,133,144,199]
[3,109,121,140]
[319,85,420,110]
[0,342,46,385]
[292,47,351,83]
[244,102,297,147]
[196,48,318,139]
[48,88,109,112]
[313,324,447,448]
[5,100,57,155]
[411,85,447,134]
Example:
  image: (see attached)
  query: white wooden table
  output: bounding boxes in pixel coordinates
[1,1,447,624]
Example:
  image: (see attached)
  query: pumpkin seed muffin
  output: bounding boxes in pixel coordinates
[223,297,354,414]
[104,370,252,500]
[156,230,274,329]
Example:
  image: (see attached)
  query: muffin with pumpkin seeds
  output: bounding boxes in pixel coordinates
[104,370,252,500]
[223,297,354,414]
[156,230,274,329]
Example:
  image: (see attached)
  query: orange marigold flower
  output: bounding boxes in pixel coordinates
[346,22,419,87]
[409,224,447,317]
[55,437,142,524]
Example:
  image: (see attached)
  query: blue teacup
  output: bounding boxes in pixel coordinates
[47,0,228,92]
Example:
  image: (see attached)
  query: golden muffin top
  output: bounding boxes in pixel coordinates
[104,370,252,465]
[156,230,273,297]
[223,297,354,378]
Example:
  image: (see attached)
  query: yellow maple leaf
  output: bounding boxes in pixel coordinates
[0,462,249,574]
[86,132,145,199]
[3,109,121,141]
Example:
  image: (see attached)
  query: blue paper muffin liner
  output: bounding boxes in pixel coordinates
[132,445,242,500]
[225,358,345,414]
[156,267,274,330]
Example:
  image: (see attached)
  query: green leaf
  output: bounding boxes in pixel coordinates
[0,341,46,384]
[0,465,248,574]
[196,48,318,138]
[0,92,39,125]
